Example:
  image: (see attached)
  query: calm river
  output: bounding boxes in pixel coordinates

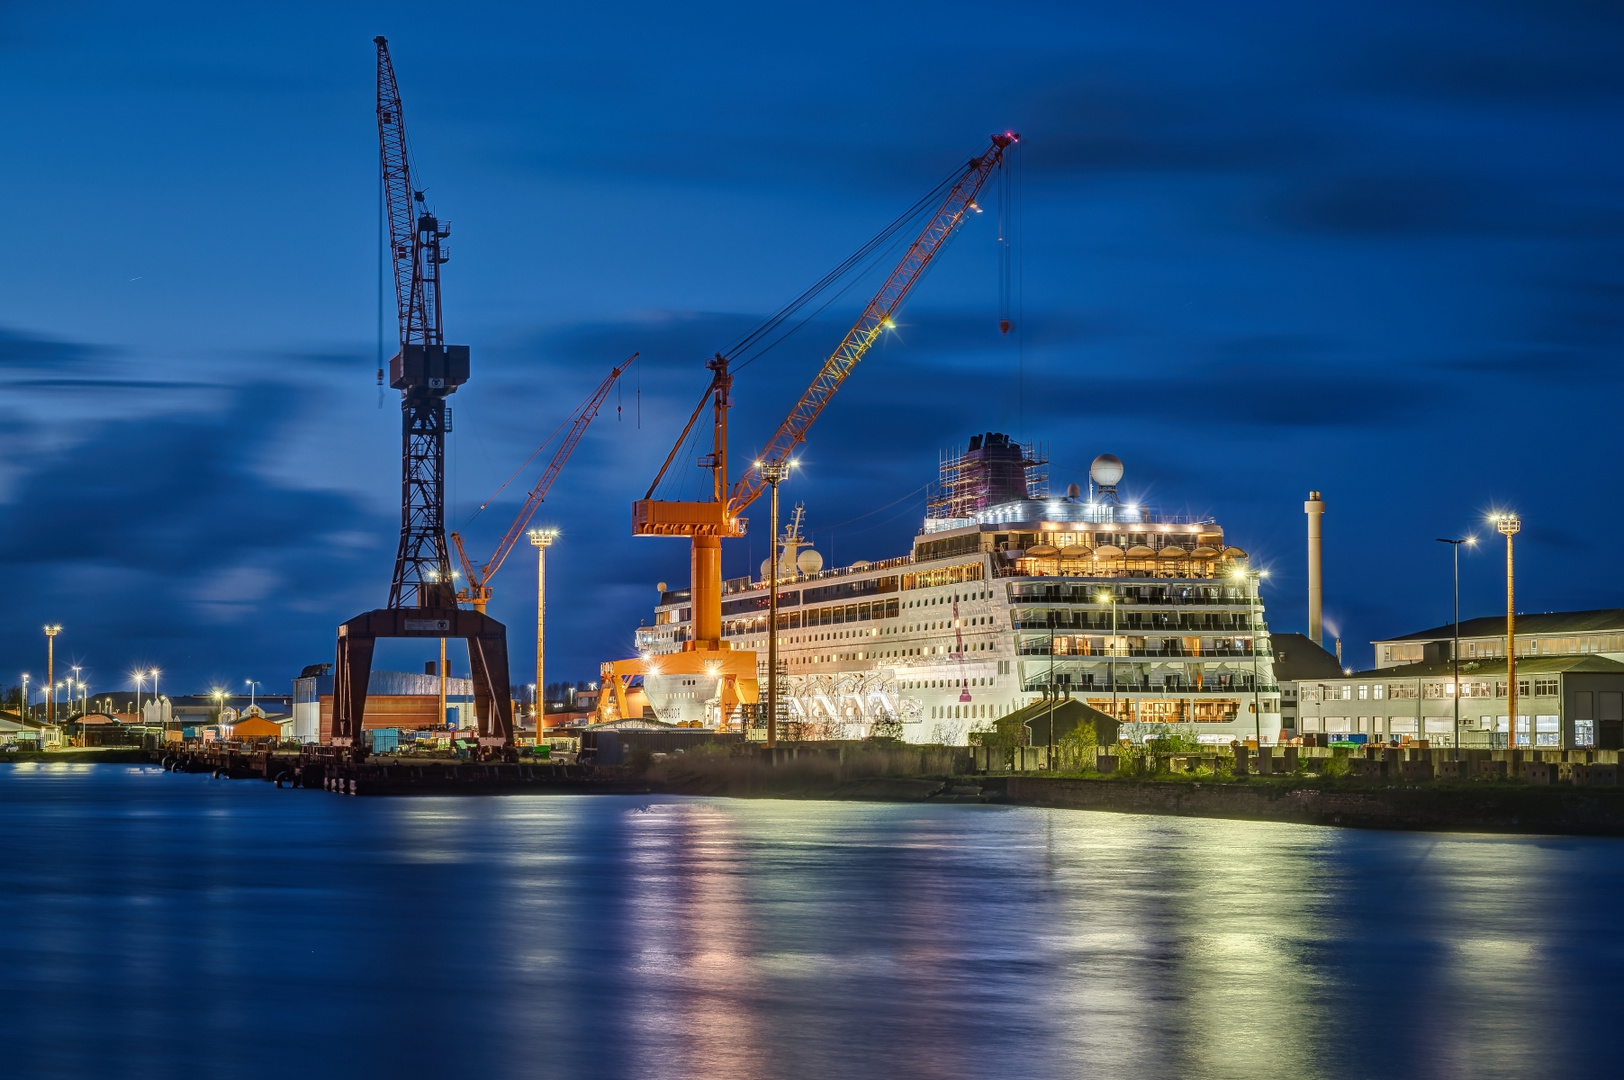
[2,763,1621,1079]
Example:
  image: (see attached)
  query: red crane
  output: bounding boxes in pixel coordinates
[728,133,1019,517]
[452,354,638,613]
[606,133,1018,725]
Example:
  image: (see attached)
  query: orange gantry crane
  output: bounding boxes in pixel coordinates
[602,133,1018,725]
[451,353,638,613]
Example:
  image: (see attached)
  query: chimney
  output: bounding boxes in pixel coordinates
[1305,491,1325,646]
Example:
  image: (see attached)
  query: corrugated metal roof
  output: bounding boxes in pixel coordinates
[293,670,473,701]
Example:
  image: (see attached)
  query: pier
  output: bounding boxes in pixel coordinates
[157,745,653,797]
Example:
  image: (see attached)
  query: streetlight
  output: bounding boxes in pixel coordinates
[70,665,82,719]
[245,679,260,711]
[151,669,161,716]
[132,670,146,722]
[19,674,28,724]
[755,458,797,747]
[1097,589,1119,728]
[1493,513,1522,751]
[43,626,61,723]
[1435,536,1477,753]
[528,527,559,744]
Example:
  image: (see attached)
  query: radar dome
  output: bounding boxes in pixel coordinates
[759,559,773,581]
[1090,454,1124,488]
[797,549,823,574]
[1066,482,1081,499]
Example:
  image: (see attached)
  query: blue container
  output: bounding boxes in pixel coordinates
[367,728,401,754]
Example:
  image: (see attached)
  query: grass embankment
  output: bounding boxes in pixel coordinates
[642,742,1624,834]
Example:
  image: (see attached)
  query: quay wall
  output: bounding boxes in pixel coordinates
[995,776,1624,835]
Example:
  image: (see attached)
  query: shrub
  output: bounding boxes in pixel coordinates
[1053,723,1097,773]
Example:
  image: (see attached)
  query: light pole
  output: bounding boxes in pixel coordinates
[70,665,82,719]
[43,625,60,723]
[1097,588,1119,728]
[528,527,559,743]
[1046,593,1057,767]
[756,458,795,747]
[19,674,28,723]
[132,670,146,723]
[245,679,260,711]
[1435,537,1477,753]
[1494,513,1522,751]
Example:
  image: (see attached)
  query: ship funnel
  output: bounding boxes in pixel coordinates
[1305,491,1325,646]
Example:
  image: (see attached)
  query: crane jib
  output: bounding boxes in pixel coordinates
[727,134,1016,516]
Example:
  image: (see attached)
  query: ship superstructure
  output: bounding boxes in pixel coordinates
[629,435,1282,745]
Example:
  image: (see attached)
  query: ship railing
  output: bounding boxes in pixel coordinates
[1006,590,1262,605]
[1015,645,1272,659]
[1010,619,1265,635]
[1019,681,1278,695]
[746,553,916,590]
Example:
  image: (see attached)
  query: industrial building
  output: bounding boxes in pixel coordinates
[1371,609,1624,668]
[1295,654,1624,749]
[1269,632,1344,736]
[295,664,473,743]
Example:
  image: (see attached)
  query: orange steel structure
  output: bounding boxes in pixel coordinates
[606,134,1018,727]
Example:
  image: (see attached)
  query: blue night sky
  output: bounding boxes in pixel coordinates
[2,1,1621,697]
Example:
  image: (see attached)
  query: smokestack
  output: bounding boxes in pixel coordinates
[1305,491,1325,646]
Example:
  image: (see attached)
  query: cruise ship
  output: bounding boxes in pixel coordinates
[630,434,1282,745]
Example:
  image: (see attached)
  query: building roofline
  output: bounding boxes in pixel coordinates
[1376,609,1624,643]
[1313,655,1624,680]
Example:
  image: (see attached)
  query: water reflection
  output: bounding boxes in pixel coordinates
[2,767,1623,1080]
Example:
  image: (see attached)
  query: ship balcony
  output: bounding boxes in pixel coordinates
[1021,676,1277,694]
[1006,587,1261,605]
[1016,643,1270,659]
[1009,617,1259,632]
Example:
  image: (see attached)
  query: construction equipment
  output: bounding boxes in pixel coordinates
[605,133,1019,728]
[451,353,638,613]
[328,37,515,755]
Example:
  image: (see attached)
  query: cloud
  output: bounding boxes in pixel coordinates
[0,327,106,368]
[0,377,394,689]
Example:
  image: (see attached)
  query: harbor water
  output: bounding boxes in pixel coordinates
[2,763,1622,1079]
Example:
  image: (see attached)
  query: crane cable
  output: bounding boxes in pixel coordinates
[648,159,980,503]
[724,164,963,374]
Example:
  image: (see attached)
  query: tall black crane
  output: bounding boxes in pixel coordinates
[329,38,514,757]
[376,35,467,610]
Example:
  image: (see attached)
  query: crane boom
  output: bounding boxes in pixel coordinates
[375,36,440,348]
[729,133,1017,515]
[453,354,638,611]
